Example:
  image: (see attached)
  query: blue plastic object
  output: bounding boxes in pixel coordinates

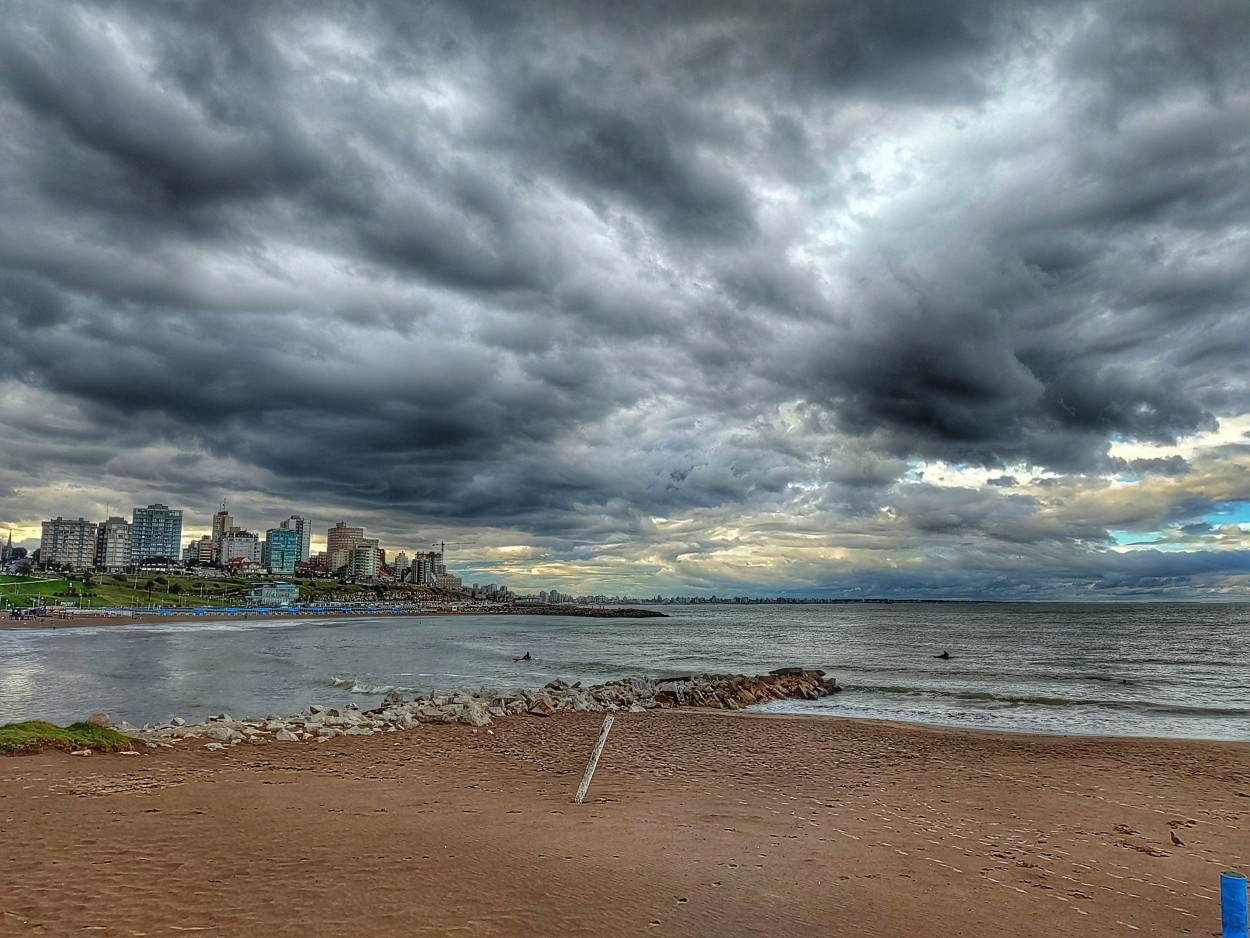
[1224,871,1248,938]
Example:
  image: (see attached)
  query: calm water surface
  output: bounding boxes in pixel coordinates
[1,603,1247,740]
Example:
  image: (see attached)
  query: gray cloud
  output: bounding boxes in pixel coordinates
[2,0,1248,596]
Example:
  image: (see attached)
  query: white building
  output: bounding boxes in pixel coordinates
[348,543,379,581]
[218,530,261,567]
[40,517,98,568]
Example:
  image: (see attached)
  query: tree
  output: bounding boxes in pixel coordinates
[15,562,32,576]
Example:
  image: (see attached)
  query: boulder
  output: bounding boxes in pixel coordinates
[456,704,492,727]
[415,705,457,724]
[85,712,111,728]
[527,699,557,717]
[274,728,299,742]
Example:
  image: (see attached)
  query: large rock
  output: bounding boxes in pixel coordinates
[527,698,557,717]
[457,703,492,727]
[415,705,457,724]
[85,712,111,728]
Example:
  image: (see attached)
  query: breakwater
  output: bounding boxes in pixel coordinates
[108,669,839,749]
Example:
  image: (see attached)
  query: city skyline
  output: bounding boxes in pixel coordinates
[2,2,1249,599]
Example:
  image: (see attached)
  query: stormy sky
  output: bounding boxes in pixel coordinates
[2,0,1249,598]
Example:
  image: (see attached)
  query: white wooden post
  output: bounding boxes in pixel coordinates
[574,714,614,804]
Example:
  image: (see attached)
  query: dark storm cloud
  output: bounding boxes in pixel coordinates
[2,0,1249,595]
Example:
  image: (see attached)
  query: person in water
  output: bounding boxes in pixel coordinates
[934,650,951,659]
[514,651,532,662]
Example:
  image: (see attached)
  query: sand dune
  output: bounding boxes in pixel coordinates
[2,711,1246,936]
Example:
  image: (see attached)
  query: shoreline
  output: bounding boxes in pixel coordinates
[0,605,662,631]
[3,707,1246,936]
[2,610,1244,743]
[3,613,1244,746]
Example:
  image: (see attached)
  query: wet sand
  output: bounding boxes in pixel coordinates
[3,710,1246,936]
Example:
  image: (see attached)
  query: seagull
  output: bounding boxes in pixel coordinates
[1169,830,1184,847]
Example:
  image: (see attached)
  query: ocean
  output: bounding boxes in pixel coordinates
[1,602,1247,741]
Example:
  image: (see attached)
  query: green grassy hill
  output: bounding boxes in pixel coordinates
[1,573,440,610]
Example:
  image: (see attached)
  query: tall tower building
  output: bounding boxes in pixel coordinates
[326,522,366,573]
[210,502,233,564]
[40,517,98,568]
[94,516,132,571]
[211,503,233,541]
[264,528,299,575]
[348,543,379,581]
[131,504,183,563]
[279,515,312,565]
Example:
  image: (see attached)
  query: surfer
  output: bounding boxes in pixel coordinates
[934,650,951,660]
[514,651,532,662]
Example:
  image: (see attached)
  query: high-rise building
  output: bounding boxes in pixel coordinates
[264,527,299,575]
[210,504,233,541]
[348,543,379,581]
[326,522,370,574]
[218,530,261,567]
[180,535,214,566]
[394,551,409,571]
[131,504,183,563]
[210,502,233,564]
[409,549,446,585]
[40,517,99,568]
[94,516,132,571]
[279,515,312,565]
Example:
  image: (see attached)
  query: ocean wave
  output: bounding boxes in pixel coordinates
[826,663,1218,686]
[326,676,408,695]
[847,683,1250,717]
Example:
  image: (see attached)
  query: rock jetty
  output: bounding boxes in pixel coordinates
[112,669,839,750]
[501,605,667,618]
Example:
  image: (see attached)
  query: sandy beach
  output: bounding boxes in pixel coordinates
[3,710,1246,937]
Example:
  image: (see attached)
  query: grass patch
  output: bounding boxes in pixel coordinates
[0,720,137,755]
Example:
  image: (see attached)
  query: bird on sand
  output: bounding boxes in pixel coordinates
[1169,830,1184,846]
